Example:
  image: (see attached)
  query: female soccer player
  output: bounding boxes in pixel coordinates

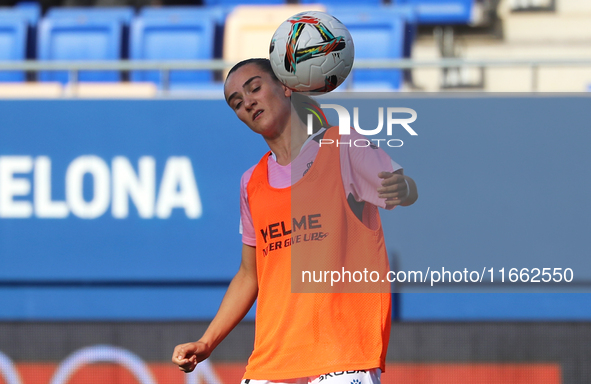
[172,58,418,384]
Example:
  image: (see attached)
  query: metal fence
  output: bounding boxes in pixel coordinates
[1,58,590,92]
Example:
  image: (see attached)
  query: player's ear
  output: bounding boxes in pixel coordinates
[282,83,292,97]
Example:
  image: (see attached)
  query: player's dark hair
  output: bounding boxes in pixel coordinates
[226,58,330,133]
[227,58,279,82]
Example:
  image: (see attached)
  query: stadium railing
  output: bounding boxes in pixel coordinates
[0,58,590,96]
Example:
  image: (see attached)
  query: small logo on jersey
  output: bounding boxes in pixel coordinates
[318,371,367,382]
[303,161,314,176]
[302,231,329,242]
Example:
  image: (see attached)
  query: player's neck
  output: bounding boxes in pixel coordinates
[266,119,308,166]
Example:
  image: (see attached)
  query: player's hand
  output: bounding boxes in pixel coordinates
[171,341,211,373]
[377,171,408,209]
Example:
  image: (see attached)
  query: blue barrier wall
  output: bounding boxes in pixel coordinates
[1,96,590,320]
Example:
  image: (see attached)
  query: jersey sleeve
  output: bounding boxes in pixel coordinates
[240,166,257,246]
[340,129,402,210]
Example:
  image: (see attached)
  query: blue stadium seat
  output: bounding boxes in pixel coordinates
[300,0,381,5]
[394,0,474,24]
[130,12,217,89]
[45,7,135,59]
[328,7,411,90]
[140,6,228,67]
[204,0,285,5]
[0,3,40,25]
[0,3,41,59]
[37,18,123,83]
[140,6,227,24]
[45,6,135,26]
[0,19,27,81]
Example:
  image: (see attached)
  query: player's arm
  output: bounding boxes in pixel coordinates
[343,130,418,209]
[378,169,418,208]
[171,244,258,372]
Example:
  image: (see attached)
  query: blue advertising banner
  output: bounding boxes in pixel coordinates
[1,95,591,320]
[0,99,268,319]
[0,100,268,280]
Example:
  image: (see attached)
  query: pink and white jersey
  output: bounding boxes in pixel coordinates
[240,128,402,246]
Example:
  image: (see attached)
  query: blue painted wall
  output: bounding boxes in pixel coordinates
[0,96,590,320]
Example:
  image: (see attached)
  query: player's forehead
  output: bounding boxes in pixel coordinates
[224,64,269,96]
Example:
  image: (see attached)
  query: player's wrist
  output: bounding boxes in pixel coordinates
[196,338,214,353]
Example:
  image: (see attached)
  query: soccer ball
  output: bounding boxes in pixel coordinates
[269,11,354,93]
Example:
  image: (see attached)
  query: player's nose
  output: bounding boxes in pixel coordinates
[244,95,256,110]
